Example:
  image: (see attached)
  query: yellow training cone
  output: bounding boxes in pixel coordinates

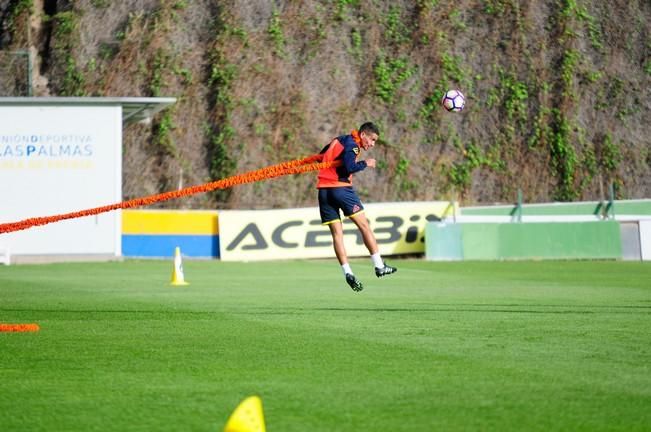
[224,395,266,432]
[171,246,189,286]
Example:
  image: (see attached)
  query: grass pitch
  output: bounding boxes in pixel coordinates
[1,259,650,431]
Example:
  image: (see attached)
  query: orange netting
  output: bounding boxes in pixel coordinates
[0,153,336,235]
[0,323,40,332]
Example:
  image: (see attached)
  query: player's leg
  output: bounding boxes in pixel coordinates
[348,211,378,255]
[348,213,397,277]
[327,221,347,265]
[318,188,363,291]
[342,187,397,278]
[327,221,363,291]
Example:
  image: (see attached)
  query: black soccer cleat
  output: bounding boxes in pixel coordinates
[345,273,364,292]
[375,262,397,278]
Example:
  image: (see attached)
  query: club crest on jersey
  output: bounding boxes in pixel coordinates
[353,147,360,155]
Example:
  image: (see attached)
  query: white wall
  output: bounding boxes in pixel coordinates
[0,105,122,257]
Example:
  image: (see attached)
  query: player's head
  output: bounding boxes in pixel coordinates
[358,122,379,150]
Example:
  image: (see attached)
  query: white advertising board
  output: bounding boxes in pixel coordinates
[218,201,456,261]
[0,105,122,257]
[640,220,651,261]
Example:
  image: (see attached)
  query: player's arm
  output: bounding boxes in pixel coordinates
[341,138,367,174]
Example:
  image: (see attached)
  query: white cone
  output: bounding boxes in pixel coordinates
[171,246,189,286]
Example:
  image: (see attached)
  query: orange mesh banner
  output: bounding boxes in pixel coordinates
[0,154,336,235]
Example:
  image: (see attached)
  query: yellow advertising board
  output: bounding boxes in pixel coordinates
[218,201,456,261]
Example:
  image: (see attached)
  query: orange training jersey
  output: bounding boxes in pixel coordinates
[317,130,368,188]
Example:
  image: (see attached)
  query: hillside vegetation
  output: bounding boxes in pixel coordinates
[1,0,649,208]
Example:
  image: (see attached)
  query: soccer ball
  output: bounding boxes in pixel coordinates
[441,89,465,112]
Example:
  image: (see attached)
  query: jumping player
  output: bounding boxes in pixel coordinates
[316,122,397,292]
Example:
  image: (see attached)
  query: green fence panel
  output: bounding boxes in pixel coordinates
[460,223,500,260]
[461,199,651,217]
[426,221,622,260]
[425,223,463,260]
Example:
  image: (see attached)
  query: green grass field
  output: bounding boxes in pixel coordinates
[1,259,650,431]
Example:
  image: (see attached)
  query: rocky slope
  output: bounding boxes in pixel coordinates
[1,0,649,208]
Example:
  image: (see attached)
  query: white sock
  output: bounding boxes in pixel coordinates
[342,263,353,275]
[371,253,383,269]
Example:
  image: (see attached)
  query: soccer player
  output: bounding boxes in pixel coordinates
[316,122,397,292]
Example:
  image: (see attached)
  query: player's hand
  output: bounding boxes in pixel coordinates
[365,158,376,168]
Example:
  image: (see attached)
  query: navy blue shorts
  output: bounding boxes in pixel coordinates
[318,187,365,224]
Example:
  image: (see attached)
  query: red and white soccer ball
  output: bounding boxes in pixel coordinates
[441,89,465,112]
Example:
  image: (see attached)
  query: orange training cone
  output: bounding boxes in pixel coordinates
[171,246,189,286]
[224,396,266,432]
